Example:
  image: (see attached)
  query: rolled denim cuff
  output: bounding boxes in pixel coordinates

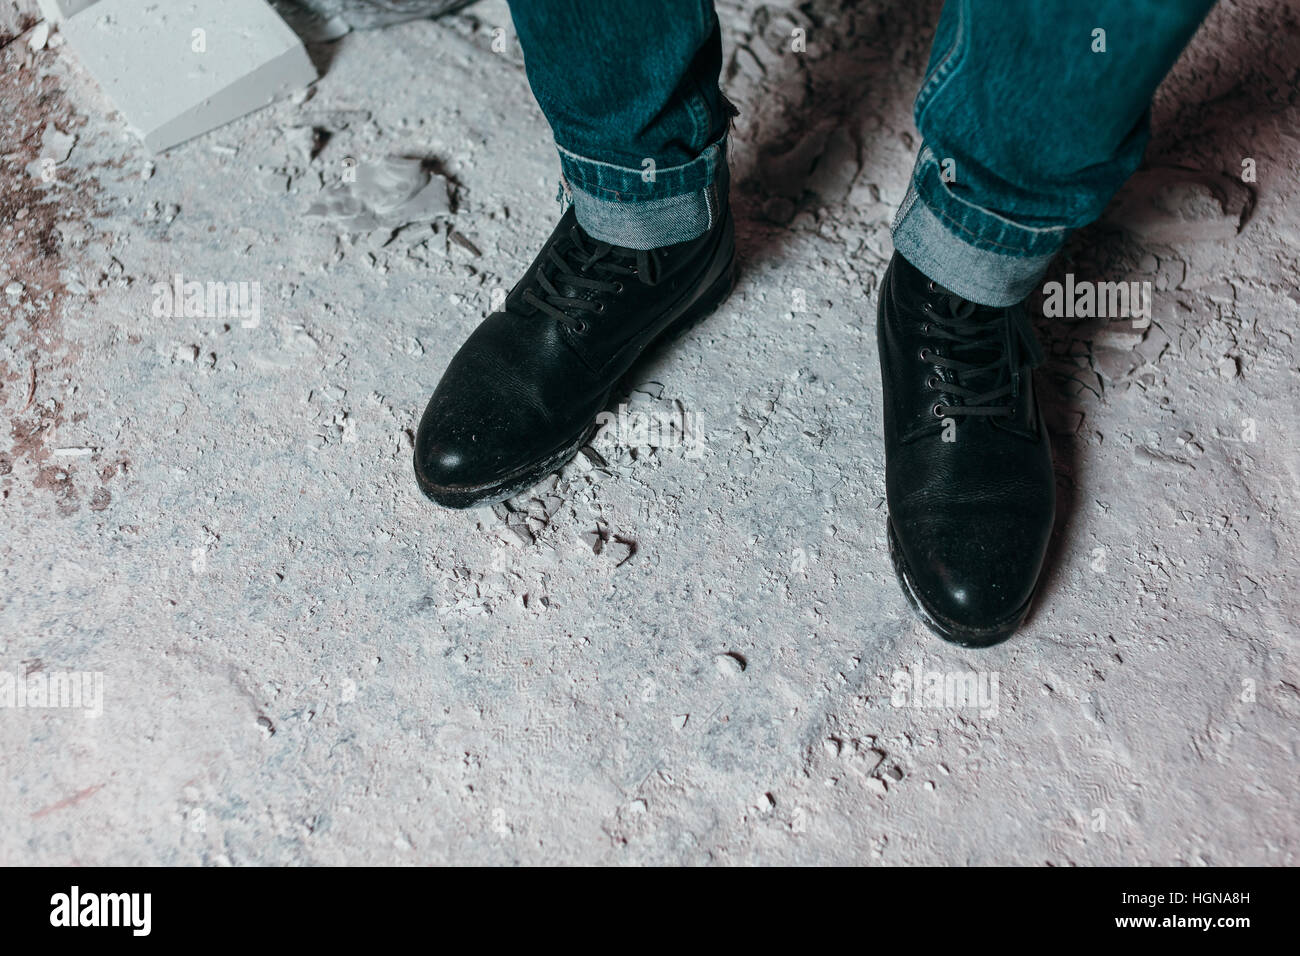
[556,135,729,250]
[891,146,1068,307]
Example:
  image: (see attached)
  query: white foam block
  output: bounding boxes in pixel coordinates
[37,0,100,23]
[62,0,317,152]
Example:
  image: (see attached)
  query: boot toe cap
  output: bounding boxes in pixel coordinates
[412,385,528,504]
[890,510,1051,646]
[412,421,488,507]
[412,381,591,507]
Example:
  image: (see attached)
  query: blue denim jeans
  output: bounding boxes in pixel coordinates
[506,0,730,250]
[507,1,1215,302]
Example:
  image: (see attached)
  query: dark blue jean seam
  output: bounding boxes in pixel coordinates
[557,138,723,203]
[915,159,1066,257]
[920,146,1103,240]
[914,0,969,129]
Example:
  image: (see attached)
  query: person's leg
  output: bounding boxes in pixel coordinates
[879,0,1216,645]
[894,0,1217,306]
[413,1,735,508]
[507,0,732,249]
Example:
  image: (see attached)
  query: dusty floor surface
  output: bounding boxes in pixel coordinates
[2,0,1297,865]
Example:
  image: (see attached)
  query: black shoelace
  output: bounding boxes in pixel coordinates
[510,224,660,332]
[920,281,1045,418]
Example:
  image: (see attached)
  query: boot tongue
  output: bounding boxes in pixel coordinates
[942,290,978,321]
[940,290,1001,363]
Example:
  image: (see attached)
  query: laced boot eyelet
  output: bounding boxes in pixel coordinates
[595,301,606,314]
[926,280,938,293]
[926,375,940,389]
[918,348,930,361]
[574,320,589,333]
[932,404,945,417]
[613,281,624,294]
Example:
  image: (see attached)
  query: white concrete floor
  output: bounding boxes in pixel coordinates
[1,0,1296,864]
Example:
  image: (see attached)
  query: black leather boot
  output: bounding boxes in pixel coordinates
[876,252,1054,646]
[414,205,735,508]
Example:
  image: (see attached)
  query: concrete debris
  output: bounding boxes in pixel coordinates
[61,0,317,152]
[36,0,99,22]
[759,119,859,203]
[24,123,77,181]
[606,537,634,566]
[305,156,451,232]
[274,0,473,36]
[27,19,48,50]
[714,651,746,676]
[1102,166,1254,244]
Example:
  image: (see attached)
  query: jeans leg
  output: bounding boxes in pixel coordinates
[505,0,730,249]
[892,0,1217,306]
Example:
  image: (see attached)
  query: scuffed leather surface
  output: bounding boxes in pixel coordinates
[877,253,1055,633]
[416,206,734,493]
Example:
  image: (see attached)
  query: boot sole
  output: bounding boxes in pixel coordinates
[886,519,1035,648]
[414,254,736,509]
